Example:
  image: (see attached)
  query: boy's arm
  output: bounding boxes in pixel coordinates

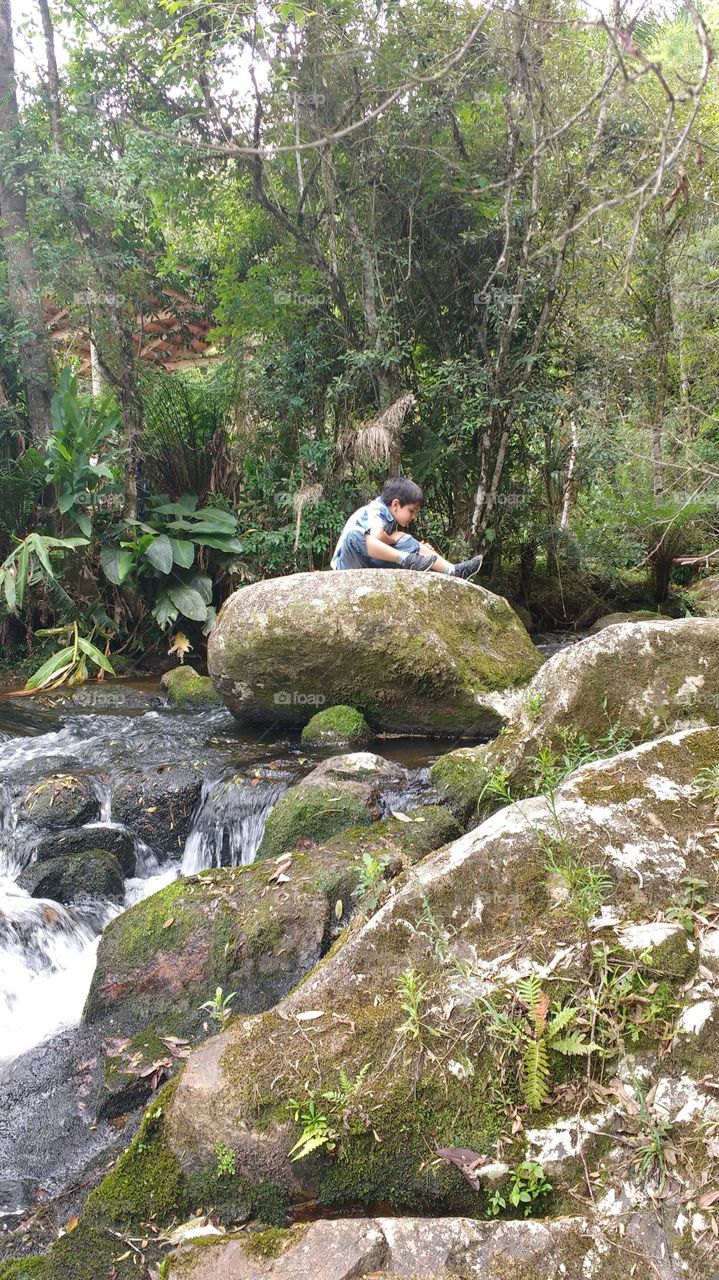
[368,520,403,545]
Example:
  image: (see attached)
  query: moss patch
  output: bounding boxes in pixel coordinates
[256,785,373,858]
[301,705,374,748]
[162,666,222,708]
[85,1082,185,1229]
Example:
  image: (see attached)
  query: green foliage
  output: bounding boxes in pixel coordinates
[45,368,123,536]
[214,1139,237,1178]
[0,532,87,615]
[541,834,613,929]
[100,493,243,630]
[396,968,441,1046]
[25,620,115,689]
[477,767,514,813]
[288,1065,370,1162]
[199,986,237,1027]
[352,851,390,913]
[693,765,719,802]
[486,1160,553,1218]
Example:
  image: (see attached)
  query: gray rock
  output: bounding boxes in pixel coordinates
[17,850,125,904]
[111,763,204,860]
[208,570,542,736]
[19,773,99,831]
[34,824,136,876]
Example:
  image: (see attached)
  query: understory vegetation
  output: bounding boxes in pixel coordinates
[0,0,718,684]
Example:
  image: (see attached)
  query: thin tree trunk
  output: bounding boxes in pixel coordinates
[37,0,62,148]
[560,417,579,530]
[0,0,54,444]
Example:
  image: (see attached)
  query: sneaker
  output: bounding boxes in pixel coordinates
[398,551,437,572]
[452,553,484,580]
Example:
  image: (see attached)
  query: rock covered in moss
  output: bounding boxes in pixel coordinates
[34,824,136,875]
[161,664,222,708]
[588,609,663,633]
[83,847,361,1035]
[689,572,719,617]
[99,1025,181,1119]
[300,705,375,748]
[208,570,542,736]
[111,762,204,860]
[17,849,124,904]
[19,774,99,831]
[256,783,375,859]
[161,727,719,1222]
[433,617,719,821]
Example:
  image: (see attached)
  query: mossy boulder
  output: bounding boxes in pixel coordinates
[433,617,719,821]
[161,726,719,1222]
[19,774,99,831]
[208,570,542,736]
[300,705,375,748]
[83,848,358,1035]
[588,609,663,633]
[111,762,204,860]
[17,849,124,904]
[34,823,136,875]
[689,572,719,617]
[256,783,375,859]
[161,664,222,708]
[99,1025,181,1119]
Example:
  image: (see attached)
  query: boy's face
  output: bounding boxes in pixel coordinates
[390,499,420,527]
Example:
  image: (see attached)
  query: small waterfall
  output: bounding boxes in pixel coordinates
[0,882,119,1063]
[181,775,286,874]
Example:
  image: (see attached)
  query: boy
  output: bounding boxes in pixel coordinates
[331,477,484,579]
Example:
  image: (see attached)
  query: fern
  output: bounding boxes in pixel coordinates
[545,1006,576,1041]
[522,1038,551,1111]
[550,1032,593,1056]
[516,974,543,1011]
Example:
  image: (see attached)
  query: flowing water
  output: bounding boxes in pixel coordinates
[0,684,438,1067]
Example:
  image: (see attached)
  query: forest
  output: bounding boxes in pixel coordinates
[1,0,718,679]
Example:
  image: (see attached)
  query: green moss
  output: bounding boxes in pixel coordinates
[97,877,197,971]
[242,1226,298,1259]
[300,705,374,747]
[84,1081,185,1229]
[246,917,284,958]
[23,1226,138,1280]
[0,1259,47,1280]
[163,666,222,707]
[256,785,373,858]
[430,747,490,823]
[182,1163,290,1227]
[103,1025,170,1091]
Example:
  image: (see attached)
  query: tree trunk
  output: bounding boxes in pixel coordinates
[0,0,54,445]
[37,0,62,149]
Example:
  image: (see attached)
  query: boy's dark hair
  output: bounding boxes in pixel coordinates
[381,477,424,507]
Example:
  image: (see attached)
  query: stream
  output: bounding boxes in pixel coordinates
[0,682,438,1070]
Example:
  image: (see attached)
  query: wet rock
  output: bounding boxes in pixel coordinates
[18,773,99,832]
[99,1025,185,1120]
[55,683,163,712]
[111,763,204,860]
[432,617,719,820]
[300,706,375,749]
[208,570,542,736]
[256,783,375,859]
[83,848,358,1036]
[162,666,222,708]
[34,825,136,876]
[17,850,124,904]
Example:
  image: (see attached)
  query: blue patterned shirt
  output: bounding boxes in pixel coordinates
[331,498,396,568]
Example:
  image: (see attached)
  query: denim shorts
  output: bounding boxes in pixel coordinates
[333,529,420,569]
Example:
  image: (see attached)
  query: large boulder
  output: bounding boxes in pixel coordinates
[689,572,719,617]
[153,727,719,1228]
[161,665,222,708]
[432,617,719,818]
[207,571,542,736]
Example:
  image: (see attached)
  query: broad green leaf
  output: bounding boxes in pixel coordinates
[58,489,75,514]
[188,534,244,553]
[16,544,29,609]
[73,510,92,538]
[100,545,134,585]
[145,535,174,574]
[190,573,213,604]
[192,508,238,530]
[29,535,54,578]
[170,538,195,569]
[152,590,178,629]
[25,646,76,689]
[3,569,16,611]
[76,636,115,673]
[167,583,208,621]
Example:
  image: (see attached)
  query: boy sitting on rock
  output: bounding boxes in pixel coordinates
[331,477,484,579]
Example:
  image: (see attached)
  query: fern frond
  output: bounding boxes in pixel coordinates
[289,1130,334,1161]
[550,1033,593,1056]
[516,974,542,1012]
[546,1006,576,1040]
[522,1038,550,1111]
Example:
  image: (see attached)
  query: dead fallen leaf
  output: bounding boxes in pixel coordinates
[435,1146,488,1189]
[163,917,175,929]
[66,1215,79,1233]
[698,1188,719,1209]
[391,810,412,823]
[295,1010,325,1021]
